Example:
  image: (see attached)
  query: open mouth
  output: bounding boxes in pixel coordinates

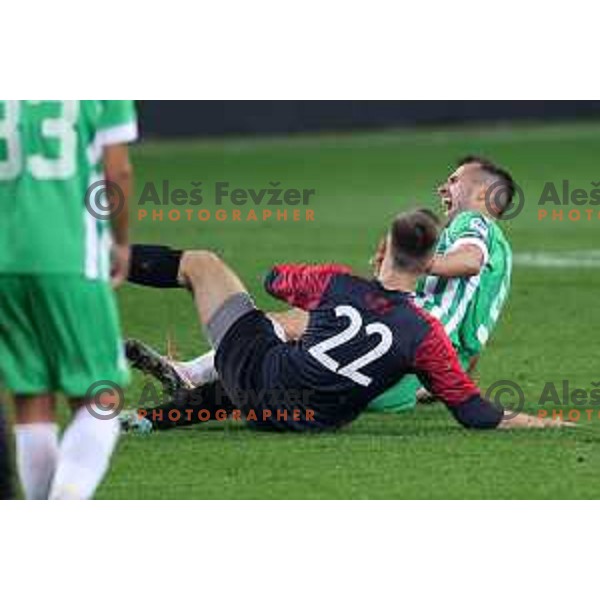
[441,196,453,213]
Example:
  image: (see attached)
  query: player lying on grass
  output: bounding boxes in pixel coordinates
[122,209,562,433]
[123,155,516,419]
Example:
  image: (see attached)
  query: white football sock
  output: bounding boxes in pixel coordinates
[174,319,287,387]
[49,407,120,500]
[14,423,59,500]
[174,350,218,386]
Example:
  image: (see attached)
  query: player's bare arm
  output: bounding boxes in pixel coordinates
[498,412,575,429]
[104,143,134,287]
[428,243,484,278]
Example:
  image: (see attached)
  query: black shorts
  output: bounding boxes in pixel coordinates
[214,310,319,431]
[214,308,281,398]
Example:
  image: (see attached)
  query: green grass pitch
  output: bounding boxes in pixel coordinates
[98,122,600,499]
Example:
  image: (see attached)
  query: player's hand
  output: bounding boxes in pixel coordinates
[111,243,131,288]
[498,411,576,429]
[416,387,440,404]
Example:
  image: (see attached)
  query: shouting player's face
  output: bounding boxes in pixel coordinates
[437,162,487,219]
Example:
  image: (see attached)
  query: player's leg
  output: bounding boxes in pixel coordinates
[160,250,265,422]
[172,321,281,385]
[0,275,61,499]
[0,404,15,500]
[129,245,291,427]
[172,351,217,387]
[48,395,121,500]
[178,250,251,332]
[12,395,60,499]
[367,376,421,413]
[125,312,289,391]
[129,244,256,346]
[32,275,127,500]
[179,253,302,427]
[125,339,196,392]
[122,338,236,432]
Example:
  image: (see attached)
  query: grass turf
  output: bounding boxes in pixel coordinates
[93,121,600,498]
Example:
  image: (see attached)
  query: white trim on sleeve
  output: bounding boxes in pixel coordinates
[448,237,489,266]
[96,121,138,147]
[87,121,138,166]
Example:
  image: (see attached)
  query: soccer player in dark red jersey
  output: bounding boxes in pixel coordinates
[124,209,563,432]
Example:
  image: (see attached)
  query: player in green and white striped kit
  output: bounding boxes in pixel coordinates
[370,156,515,412]
[417,210,512,366]
[0,101,137,498]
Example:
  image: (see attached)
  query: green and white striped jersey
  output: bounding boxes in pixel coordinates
[0,100,138,278]
[415,210,512,359]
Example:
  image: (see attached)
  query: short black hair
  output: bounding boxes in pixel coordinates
[458,155,517,215]
[389,209,439,274]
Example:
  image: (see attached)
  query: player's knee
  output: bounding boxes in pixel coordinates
[183,250,222,280]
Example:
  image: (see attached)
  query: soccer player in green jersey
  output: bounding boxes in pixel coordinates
[0,101,137,499]
[370,156,515,412]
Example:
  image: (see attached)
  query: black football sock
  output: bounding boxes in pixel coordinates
[0,407,14,500]
[128,244,183,288]
[140,381,236,430]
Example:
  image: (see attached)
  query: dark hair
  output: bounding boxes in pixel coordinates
[457,155,517,215]
[389,209,439,273]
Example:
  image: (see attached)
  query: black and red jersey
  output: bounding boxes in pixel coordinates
[127,244,503,431]
[263,263,482,428]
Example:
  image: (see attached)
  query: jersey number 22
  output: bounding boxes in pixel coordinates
[308,305,393,387]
